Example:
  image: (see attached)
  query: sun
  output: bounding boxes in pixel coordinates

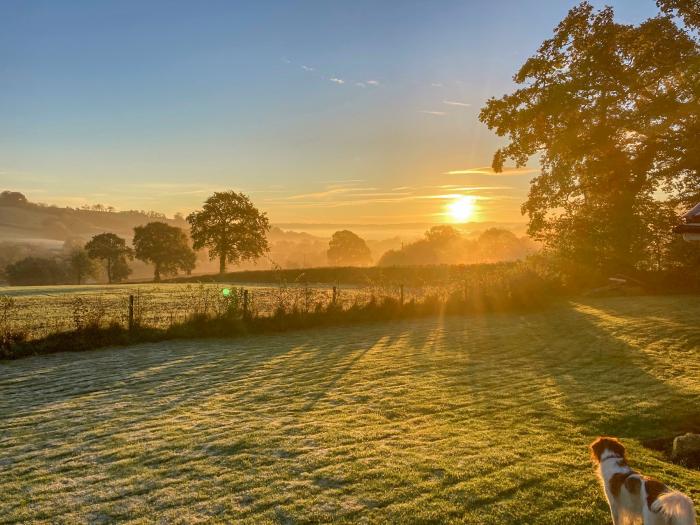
[447,195,477,223]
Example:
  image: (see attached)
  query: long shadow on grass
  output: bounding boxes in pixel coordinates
[1,327,404,461]
[523,301,699,438]
[300,331,406,412]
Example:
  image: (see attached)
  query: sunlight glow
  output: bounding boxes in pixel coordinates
[447,195,477,223]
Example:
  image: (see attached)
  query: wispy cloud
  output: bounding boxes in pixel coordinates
[329,77,345,84]
[419,110,447,116]
[443,100,471,107]
[431,82,443,87]
[366,80,379,86]
[321,179,366,184]
[444,166,539,176]
[301,65,315,72]
[282,186,378,201]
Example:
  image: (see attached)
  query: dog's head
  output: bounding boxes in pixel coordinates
[589,436,626,464]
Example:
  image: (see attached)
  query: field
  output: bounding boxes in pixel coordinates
[0,263,530,341]
[1,296,699,523]
[0,283,405,340]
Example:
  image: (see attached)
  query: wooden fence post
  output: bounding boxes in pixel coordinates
[332,286,337,305]
[243,289,249,319]
[128,294,134,331]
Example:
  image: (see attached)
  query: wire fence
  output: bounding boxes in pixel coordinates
[1,282,454,341]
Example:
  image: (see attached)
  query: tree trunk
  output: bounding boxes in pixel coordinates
[154,265,161,282]
[219,255,226,274]
[107,259,112,284]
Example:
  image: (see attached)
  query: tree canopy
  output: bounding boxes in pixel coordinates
[187,191,270,274]
[327,230,372,266]
[378,226,534,267]
[68,247,98,285]
[479,1,700,274]
[5,257,68,286]
[85,233,133,284]
[133,222,196,281]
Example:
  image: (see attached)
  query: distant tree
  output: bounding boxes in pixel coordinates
[424,225,461,245]
[133,222,196,281]
[68,247,98,284]
[0,191,28,207]
[475,228,533,263]
[479,2,700,273]
[327,230,372,266]
[187,191,270,274]
[111,257,132,283]
[377,241,438,267]
[85,233,133,284]
[5,257,68,286]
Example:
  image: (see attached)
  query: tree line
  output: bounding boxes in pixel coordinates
[4,191,271,285]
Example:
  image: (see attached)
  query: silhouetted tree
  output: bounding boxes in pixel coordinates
[479,2,700,274]
[187,191,270,274]
[0,191,28,207]
[378,226,534,266]
[68,247,98,284]
[424,225,461,245]
[133,222,196,281]
[327,230,372,266]
[85,233,133,283]
[5,257,68,286]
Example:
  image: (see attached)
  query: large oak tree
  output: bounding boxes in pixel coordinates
[479,2,700,274]
[187,191,270,274]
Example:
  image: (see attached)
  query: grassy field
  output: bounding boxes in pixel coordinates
[1,296,699,523]
[0,283,379,340]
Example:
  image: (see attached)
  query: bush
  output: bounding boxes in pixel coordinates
[5,257,69,286]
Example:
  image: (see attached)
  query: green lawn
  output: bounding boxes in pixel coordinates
[1,296,699,524]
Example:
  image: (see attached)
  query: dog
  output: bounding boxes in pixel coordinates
[590,437,697,525]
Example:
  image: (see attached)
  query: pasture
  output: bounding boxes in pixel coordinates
[0,283,377,340]
[1,296,699,523]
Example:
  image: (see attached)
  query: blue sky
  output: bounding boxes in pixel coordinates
[1,0,660,224]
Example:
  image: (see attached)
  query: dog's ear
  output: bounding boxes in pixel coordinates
[590,437,626,463]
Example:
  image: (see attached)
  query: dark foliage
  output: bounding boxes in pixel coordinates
[5,256,69,286]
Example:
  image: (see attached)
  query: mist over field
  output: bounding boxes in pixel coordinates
[0,192,533,283]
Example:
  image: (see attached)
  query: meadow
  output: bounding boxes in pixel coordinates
[0,263,543,342]
[1,295,698,524]
[0,283,382,341]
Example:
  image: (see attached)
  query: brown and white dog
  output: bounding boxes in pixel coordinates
[590,437,697,525]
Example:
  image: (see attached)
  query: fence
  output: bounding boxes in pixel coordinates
[1,282,450,341]
[1,262,557,342]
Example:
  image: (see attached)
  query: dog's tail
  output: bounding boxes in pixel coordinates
[651,491,697,525]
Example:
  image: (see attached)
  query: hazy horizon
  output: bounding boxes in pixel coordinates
[2,0,658,225]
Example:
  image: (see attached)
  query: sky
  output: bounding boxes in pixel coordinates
[1,0,660,225]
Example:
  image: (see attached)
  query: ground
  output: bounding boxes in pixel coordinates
[1,296,699,524]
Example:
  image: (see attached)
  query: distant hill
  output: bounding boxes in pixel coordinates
[0,190,187,244]
[0,190,531,281]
